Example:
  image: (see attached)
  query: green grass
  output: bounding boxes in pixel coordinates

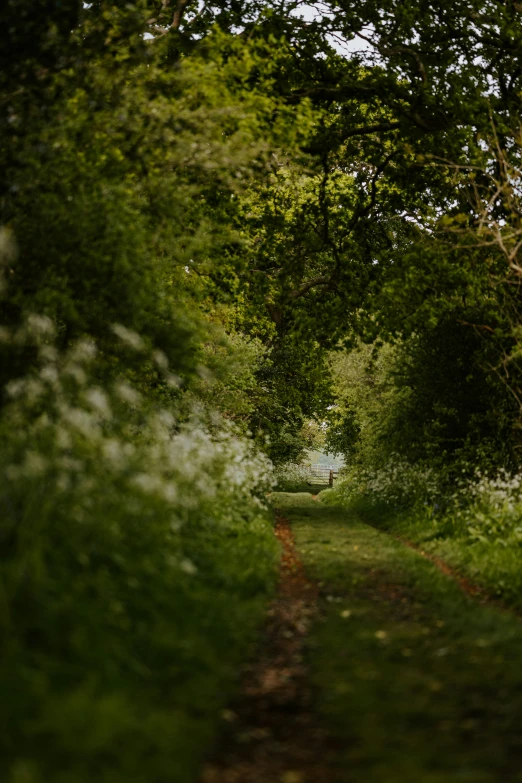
[274,481,330,494]
[347,497,522,609]
[273,491,522,783]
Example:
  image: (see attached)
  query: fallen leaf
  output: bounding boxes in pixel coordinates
[281,772,303,783]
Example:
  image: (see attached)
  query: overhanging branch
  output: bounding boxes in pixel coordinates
[289,275,331,299]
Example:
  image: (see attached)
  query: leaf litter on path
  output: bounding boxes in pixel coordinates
[200,513,334,783]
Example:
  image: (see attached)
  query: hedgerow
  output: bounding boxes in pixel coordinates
[0,310,277,783]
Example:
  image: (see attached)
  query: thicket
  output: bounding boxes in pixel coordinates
[0,4,292,781]
[0,308,277,783]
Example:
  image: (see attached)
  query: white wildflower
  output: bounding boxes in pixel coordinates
[40,365,59,386]
[166,373,181,388]
[38,343,58,363]
[5,465,21,481]
[196,365,213,381]
[112,323,145,351]
[180,558,198,575]
[161,483,178,503]
[62,363,87,385]
[59,456,83,472]
[25,313,56,339]
[102,439,125,468]
[152,349,169,370]
[6,378,26,398]
[33,412,50,432]
[131,473,161,494]
[153,410,175,428]
[55,427,72,450]
[56,474,71,492]
[61,406,98,438]
[24,378,45,403]
[69,339,97,364]
[114,382,142,406]
[0,225,18,263]
[84,387,112,419]
[122,442,136,458]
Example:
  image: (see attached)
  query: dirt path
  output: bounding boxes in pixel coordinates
[201,513,332,783]
[201,491,522,782]
[392,534,519,615]
[279,492,522,782]
[315,495,501,608]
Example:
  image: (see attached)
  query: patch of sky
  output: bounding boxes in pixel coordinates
[307,448,345,469]
[288,3,374,60]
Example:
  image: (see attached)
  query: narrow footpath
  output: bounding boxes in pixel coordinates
[201,512,333,783]
[203,491,522,783]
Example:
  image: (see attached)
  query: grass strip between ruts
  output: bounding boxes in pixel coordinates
[272,491,522,783]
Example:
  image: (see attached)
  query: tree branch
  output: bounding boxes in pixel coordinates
[338,121,401,138]
[172,0,190,30]
[456,319,495,334]
[148,0,190,35]
[288,275,331,299]
[350,149,398,226]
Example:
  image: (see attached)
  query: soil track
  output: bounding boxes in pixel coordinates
[401,538,486,599]
[201,513,332,783]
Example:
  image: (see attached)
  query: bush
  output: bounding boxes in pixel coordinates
[449,470,522,546]
[322,457,442,510]
[273,462,313,491]
[0,314,278,783]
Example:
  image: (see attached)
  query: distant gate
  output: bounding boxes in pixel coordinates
[307,465,339,487]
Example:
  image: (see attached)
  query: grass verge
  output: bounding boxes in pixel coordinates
[273,491,522,783]
[341,495,522,610]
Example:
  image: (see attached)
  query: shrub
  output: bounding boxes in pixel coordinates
[322,457,442,510]
[450,470,522,546]
[0,314,277,783]
[273,462,313,491]
[324,454,522,552]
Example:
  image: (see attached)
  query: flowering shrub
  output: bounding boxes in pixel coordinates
[0,313,277,783]
[449,470,522,546]
[273,461,313,491]
[322,456,442,510]
[323,451,522,551]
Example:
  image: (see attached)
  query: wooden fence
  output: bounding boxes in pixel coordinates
[307,465,339,487]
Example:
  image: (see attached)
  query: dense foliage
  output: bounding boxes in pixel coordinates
[0,314,277,783]
[3,0,522,779]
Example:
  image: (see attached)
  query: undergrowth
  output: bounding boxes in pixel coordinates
[0,314,278,783]
[321,462,522,608]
